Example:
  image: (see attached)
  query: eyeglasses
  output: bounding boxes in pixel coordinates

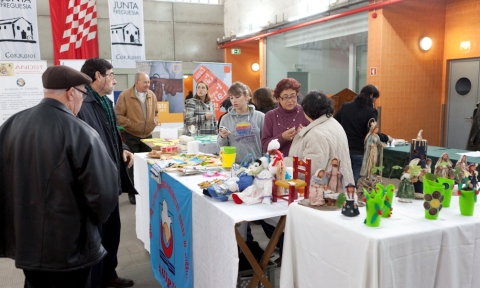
[104,72,115,79]
[72,87,89,100]
[279,93,297,101]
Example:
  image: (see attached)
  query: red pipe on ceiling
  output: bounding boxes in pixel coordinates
[219,0,404,49]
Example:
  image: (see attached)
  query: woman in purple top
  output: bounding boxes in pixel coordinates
[261,78,310,156]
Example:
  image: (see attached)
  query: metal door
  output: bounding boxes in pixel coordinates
[446,60,480,149]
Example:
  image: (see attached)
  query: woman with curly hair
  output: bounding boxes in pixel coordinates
[288,90,354,184]
[261,78,310,157]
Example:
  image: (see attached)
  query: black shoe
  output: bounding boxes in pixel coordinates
[128,194,136,205]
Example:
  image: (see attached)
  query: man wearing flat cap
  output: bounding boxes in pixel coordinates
[0,65,119,287]
[78,58,137,288]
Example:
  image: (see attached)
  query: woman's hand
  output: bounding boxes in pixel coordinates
[282,127,297,141]
[205,112,213,120]
[219,128,230,139]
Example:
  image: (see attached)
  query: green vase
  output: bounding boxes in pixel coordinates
[423,179,445,220]
[437,177,454,208]
[364,188,385,227]
[459,190,476,216]
[378,183,395,218]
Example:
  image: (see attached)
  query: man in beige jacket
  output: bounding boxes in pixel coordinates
[116,72,158,204]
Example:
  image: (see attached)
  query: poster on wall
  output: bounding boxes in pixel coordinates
[0,61,47,125]
[60,59,114,103]
[108,0,145,69]
[149,167,193,288]
[137,61,184,123]
[0,0,41,61]
[193,62,232,120]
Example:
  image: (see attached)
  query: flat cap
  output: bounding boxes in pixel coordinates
[42,65,91,89]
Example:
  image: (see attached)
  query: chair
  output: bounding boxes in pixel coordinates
[272,156,312,204]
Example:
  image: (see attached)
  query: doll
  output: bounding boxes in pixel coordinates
[360,119,384,178]
[231,157,274,205]
[465,162,478,190]
[342,183,359,217]
[455,155,468,182]
[325,157,344,193]
[434,153,455,179]
[267,139,286,195]
[309,169,326,206]
[397,160,420,203]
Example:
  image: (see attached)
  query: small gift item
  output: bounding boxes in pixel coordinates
[437,177,454,208]
[397,160,421,203]
[458,163,478,216]
[363,187,385,227]
[309,169,326,206]
[410,130,428,195]
[423,179,444,220]
[267,139,287,195]
[377,183,395,218]
[341,183,359,217]
[231,157,274,205]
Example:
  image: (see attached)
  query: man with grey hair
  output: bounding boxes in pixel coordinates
[116,72,158,204]
[0,65,119,287]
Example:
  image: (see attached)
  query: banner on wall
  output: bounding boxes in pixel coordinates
[108,0,145,69]
[0,0,41,60]
[193,62,232,120]
[0,61,47,125]
[149,166,193,288]
[137,61,184,123]
[49,0,99,65]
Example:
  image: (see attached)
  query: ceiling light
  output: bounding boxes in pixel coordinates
[419,37,432,51]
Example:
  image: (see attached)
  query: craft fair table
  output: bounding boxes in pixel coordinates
[134,153,289,288]
[280,197,480,288]
[383,145,475,179]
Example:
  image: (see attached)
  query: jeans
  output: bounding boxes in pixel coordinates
[350,154,364,186]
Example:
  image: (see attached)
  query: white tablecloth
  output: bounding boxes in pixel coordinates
[280,197,480,288]
[134,153,289,288]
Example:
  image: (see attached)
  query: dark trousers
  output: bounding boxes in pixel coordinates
[259,220,284,258]
[124,131,151,190]
[24,267,91,288]
[350,153,364,185]
[90,203,121,287]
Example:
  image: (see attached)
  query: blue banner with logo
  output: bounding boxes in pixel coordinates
[149,165,193,288]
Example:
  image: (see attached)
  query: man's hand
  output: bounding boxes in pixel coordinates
[123,150,134,168]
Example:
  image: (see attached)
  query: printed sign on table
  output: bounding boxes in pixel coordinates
[149,167,193,288]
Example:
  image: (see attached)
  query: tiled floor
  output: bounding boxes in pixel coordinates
[0,193,281,288]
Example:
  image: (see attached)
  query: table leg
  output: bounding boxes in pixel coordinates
[235,226,272,288]
[246,215,286,288]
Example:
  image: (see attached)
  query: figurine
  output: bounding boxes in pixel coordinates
[455,155,468,182]
[309,169,327,206]
[342,183,359,217]
[425,158,432,174]
[434,153,455,179]
[231,157,274,205]
[267,139,286,195]
[397,159,421,203]
[360,119,385,178]
[325,157,344,193]
[466,162,478,190]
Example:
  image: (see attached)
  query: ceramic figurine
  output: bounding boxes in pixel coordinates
[465,162,478,191]
[434,153,455,179]
[425,158,432,174]
[325,157,344,193]
[309,169,327,206]
[342,183,359,217]
[231,157,274,205]
[396,159,421,203]
[455,155,468,182]
[360,119,384,178]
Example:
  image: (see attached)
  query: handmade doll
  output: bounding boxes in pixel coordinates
[434,153,454,179]
[360,119,384,178]
[309,169,326,206]
[342,183,359,217]
[325,157,344,193]
[397,160,419,203]
[466,162,478,190]
[267,139,286,195]
[231,157,274,205]
[455,155,468,182]
[425,158,432,174]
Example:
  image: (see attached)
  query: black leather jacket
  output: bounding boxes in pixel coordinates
[77,91,137,195]
[0,98,119,271]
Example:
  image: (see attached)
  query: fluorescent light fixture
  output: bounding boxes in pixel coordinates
[236,28,262,38]
[419,37,432,51]
[288,9,328,22]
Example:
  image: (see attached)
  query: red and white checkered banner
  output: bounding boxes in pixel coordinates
[108,0,145,69]
[49,0,99,65]
[0,1,41,60]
